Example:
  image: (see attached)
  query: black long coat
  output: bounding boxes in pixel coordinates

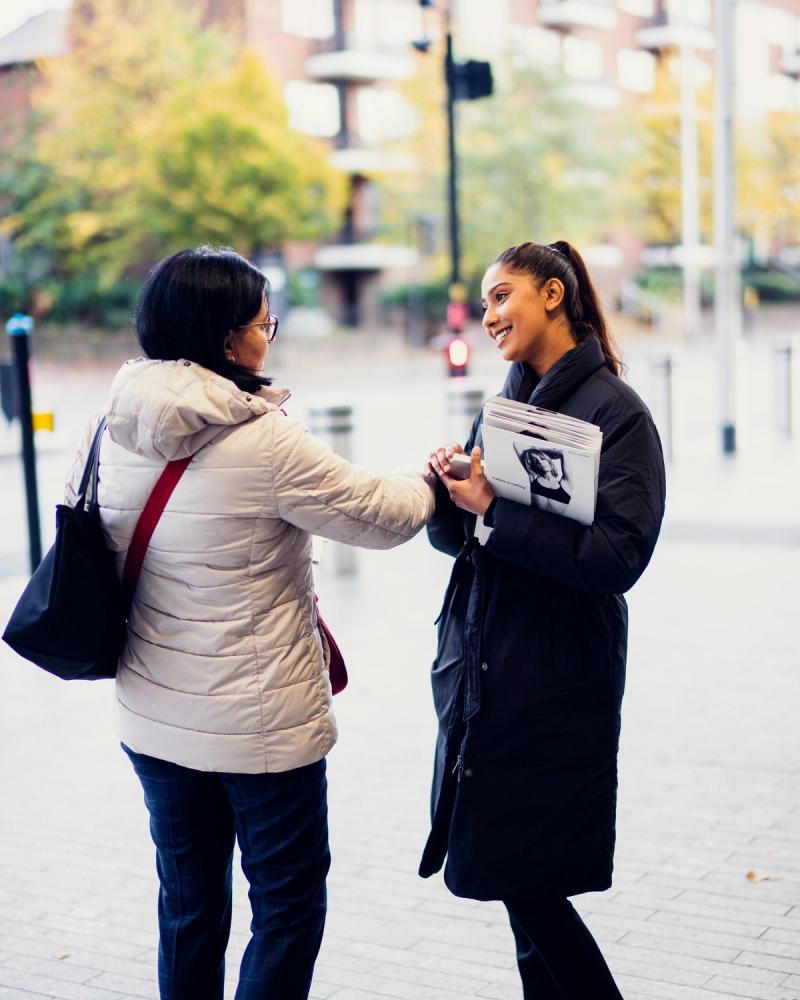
[419,337,666,901]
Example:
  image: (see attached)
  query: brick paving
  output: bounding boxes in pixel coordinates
[0,330,798,999]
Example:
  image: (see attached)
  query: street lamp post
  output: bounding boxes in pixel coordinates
[444,20,460,292]
[6,313,42,570]
[713,0,739,455]
[679,41,702,339]
[415,1,492,334]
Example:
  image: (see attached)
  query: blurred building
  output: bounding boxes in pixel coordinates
[1,0,799,323]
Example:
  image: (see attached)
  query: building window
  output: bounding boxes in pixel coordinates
[517,26,561,69]
[618,0,655,16]
[284,81,341,137]
[455,0,509,58]
[353,0,423,50]
[280,0,335,39]
[618,49,655,93]
[563,36,604,82]
[666,0,711,28]
[357,87,418,144]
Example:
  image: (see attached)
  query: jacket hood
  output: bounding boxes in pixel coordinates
[106,358,290,460]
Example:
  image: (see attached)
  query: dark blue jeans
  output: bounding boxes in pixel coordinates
[123,746,330,1000]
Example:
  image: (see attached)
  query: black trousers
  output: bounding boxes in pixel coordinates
[504,896,624,1000]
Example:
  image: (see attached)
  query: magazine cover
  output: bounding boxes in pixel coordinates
[482,422,598,526]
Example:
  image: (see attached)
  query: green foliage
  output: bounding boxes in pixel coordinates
[379,279,449,322]
[634,265,800,305]
[0,0,345,322]
[623,58,800,250]
[380,51,619,286]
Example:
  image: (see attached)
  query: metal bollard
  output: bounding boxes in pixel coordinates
[6,313,42,570]
[648,355,674,464]
[773,338,793,439]
[309,405,357,575]
[446,384,484,447]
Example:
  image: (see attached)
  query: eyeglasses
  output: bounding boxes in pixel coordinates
[238,314,279,343]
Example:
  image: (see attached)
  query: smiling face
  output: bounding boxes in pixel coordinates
[481,262,575,375]
[226,298,270,374]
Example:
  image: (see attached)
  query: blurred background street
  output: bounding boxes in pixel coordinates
[1,319,799,1000]
[1,0,800,996]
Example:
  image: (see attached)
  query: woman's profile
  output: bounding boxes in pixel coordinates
[425,240,666,999]
[513,442,572,505]
[64,246,434,1000]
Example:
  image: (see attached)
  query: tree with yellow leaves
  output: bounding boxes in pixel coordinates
[379,47,618,287]
[0,0,344,320]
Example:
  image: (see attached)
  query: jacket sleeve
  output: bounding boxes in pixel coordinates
[485,411,666,594]
[268,412,435,549]
[426,477,467,557]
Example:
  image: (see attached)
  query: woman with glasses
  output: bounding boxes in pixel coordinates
[64,245,434,1000]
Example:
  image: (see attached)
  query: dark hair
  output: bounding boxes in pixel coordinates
[516,445,564,478]
[135,245,272,393]
[494,240,622,376]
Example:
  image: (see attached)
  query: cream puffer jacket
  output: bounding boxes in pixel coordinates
[65,358,434,774]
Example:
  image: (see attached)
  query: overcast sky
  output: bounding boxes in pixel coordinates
[0,0,70,40]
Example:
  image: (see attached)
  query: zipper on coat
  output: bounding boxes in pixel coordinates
[451,754,463,783]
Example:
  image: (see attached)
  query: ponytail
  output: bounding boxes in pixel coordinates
[494,240,623,376]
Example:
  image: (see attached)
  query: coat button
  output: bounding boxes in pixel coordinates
[245,395,252,402]
[481,662,488,671]
[463,767,474,778]
[183,360,191,366]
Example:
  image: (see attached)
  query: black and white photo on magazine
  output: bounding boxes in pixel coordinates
[513,440,572,506]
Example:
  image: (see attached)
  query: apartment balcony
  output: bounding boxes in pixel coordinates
[306,48,414,83]
[314,242,418,272]
[537,1,617,31]
[329,148,416,175]
[636,5,714,51]
[636,22,714,50]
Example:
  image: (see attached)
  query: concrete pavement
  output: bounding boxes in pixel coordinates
[0,324,798,999]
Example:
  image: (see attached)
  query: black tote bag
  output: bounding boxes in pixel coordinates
[2,418,126,680]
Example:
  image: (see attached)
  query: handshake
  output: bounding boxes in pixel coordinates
[425,444,493,517]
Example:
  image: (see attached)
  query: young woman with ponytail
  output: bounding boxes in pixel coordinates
[422,241,666,999]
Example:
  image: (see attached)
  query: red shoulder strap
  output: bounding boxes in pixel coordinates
[122,457,192,609]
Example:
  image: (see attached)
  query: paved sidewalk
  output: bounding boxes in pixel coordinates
[0,331,798,999]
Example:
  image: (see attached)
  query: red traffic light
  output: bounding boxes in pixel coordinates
[447,337,470,376]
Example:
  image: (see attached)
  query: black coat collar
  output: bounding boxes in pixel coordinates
[499,336,607,412]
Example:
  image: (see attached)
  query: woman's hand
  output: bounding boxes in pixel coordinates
[428,445,495,517]
[426,442,464,480]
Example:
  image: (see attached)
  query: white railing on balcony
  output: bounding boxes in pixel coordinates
[314,243,418,272]
[537,1,617,32]
[306,48,415,82]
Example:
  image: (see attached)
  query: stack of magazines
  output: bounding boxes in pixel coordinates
[476,396,602,527]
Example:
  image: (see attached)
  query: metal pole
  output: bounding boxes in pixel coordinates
[6,313,42,571]
[309,405,357,575]
[445,26,461,291]
[680,41,702,339]
[713,0,739,455]
[773,338,793,439]
[648,355,674,464]
[446,384,484,446]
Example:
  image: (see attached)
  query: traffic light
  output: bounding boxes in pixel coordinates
[452,59,493,101]
[446,337,470,377]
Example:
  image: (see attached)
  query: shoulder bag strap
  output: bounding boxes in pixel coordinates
[75,417,108,511]
[121,456,192,612]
